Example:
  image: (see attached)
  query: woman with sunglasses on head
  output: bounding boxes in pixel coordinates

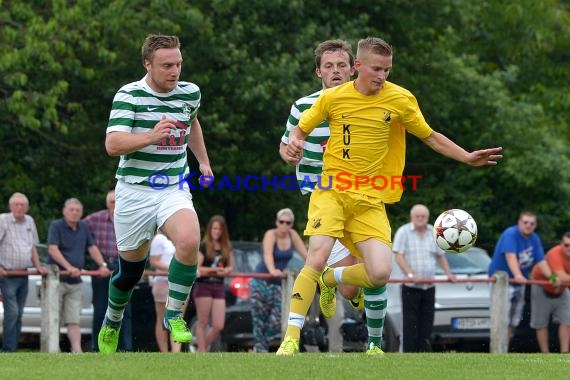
[249,208,308,352]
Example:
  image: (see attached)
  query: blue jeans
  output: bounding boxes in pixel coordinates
[91,275,133,351]
[0,276,28,352]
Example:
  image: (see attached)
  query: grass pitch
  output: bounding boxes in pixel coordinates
[1,352,568,380]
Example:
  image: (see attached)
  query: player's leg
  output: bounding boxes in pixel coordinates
[158,186,200,344]
[99,183,162,353]
[321,196,391,354]
[277,234,336,355]
[328,241,361,305]
[277,189,343,355]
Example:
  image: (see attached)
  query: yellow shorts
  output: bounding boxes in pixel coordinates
[304,189,392,260]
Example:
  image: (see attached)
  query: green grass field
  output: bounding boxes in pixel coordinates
[1,352,568,380]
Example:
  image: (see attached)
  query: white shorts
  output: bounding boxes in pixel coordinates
[114,180,195,251]
[327,239,351,266]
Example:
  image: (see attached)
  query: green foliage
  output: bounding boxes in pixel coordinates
[1,0,568,249]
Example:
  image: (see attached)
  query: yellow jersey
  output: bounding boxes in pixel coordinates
[298,80,433,202]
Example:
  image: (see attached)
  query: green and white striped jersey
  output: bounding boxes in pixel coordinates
[106,77,200,186]
[281,90,329,195]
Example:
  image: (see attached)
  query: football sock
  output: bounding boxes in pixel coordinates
[165,257,197,319]
[328,263,375,288]
[285,265,320,340]
[106,281,133,325]
[364,285,387,347]
[105,256,146,324]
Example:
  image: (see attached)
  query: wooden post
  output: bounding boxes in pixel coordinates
[40,264,60,353]
[490,271,509,353]
[281,271,294,339]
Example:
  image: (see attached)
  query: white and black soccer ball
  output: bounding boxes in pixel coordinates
[433,209,477,253]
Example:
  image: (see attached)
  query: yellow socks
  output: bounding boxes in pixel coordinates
[324,263,376,289]
[284,266,320,340]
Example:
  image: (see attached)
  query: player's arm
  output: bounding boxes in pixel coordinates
[280,102,303,165]
[422,131,503,167]
[187,117,214,184]
[106,115,177,156]
[286,95,328,159]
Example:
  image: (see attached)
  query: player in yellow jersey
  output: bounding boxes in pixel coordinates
[276,37,503,356]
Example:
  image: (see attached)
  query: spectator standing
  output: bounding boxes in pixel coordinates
[530,232,570,353]
[0,192,46,352]
[149,233,183,352]
[194,215,233,352]
[84,189,131,352]
[250,208,308,352]
[393,204,456,352]
[488,211,556,344]
[47,198,111,353]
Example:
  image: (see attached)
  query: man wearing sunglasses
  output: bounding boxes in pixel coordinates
[488,211,557,346]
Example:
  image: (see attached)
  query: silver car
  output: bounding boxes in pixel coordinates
[383,247,491,352]
[0,244,94,345]
[0,274,93,337]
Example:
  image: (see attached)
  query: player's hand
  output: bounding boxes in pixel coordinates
[286,137,304,162]
[199,163,214,188]
[466,147,503,167]
[282,144,302,165]
[149,115,177,144]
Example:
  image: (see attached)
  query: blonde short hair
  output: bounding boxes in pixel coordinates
[276,208,295,222]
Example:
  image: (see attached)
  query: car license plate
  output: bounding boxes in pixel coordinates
[452,317,490,330]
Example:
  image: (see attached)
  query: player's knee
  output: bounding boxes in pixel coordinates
[112,257,147,291]
[171,238,199,258]
[367,264,392,286]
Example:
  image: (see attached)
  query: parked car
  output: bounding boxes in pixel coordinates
[0,272,94,349]
[383,247,492,352]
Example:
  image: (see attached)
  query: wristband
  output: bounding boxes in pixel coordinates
[407,273,414,278]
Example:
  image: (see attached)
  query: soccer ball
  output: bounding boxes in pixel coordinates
[433,209,477,253]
